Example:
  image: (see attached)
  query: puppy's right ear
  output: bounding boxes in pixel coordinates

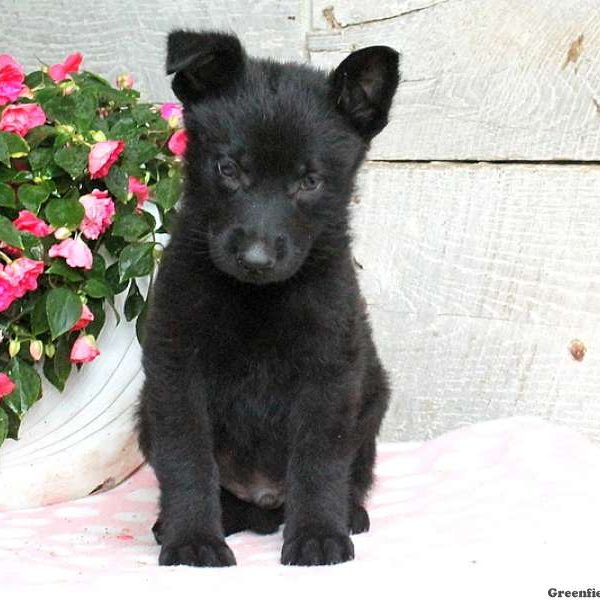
[166,30,245,105]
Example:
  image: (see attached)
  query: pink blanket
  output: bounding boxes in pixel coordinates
[1,417,599,597]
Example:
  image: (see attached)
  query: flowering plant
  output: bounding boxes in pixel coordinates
[0,53,186,446]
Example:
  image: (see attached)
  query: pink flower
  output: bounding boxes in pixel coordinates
[19,85,33,99]
[0,373,15,398]
[0,103,47,137]
[88,140,125,179]
[0,55,25,105]
[79,189,115,239]
[160,102,183,127]
[48,52,83,83]
[48,237,93,270]
[13,210,54,237]
[168,129,188,156]
[0,241,23,257]
[116,73,134,89]
[0,257,45,311]
[71,304,94,332]
[128,176,150,213]
[70,335,100,364]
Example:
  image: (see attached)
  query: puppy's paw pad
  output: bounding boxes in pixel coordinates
[281,532,354,566]
[159,537,236,567]
[349,505,370,534]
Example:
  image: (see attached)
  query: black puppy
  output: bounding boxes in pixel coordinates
[137,30,399,567]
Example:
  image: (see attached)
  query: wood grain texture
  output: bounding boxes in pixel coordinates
[352,162,600,441]
[309,0,600,161]
[1,0,307,102]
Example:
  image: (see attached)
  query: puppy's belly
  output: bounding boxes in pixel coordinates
[216,451,285,509]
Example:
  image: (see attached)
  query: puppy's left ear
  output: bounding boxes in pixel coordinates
[166,30,246,105]
[330,46,400,141]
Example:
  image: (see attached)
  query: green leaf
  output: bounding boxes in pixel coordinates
[31,294,49,335]
[122,140,158,167]
[112,212,152,242]
[153,175,182,211]
[118,242,155,282]
[86,299,106,339]
[86,254,106,279]
[0,214,23,248]
[43,95,78,125]
[25,70,51,88]
[46,259,85,282]
[136,298,149,345]
[28,147,55,172]
[45,194,85,228]
[26,125,56,148]
[43,336,72,392]
[54,336,72,386]
[0,407,8,446]
[0,169,32,184]
[82,278,113,298]
[46,288,82,339]
[43,355,62,392]
[106,262,128,294]
[0,132,30,158]
[17,183,51,213]
[0,134,9,167]
[104,234,126,257]
[74,93,97,131]
[54,145,89,179]
[124,279,145,321]
[21,232,45,261]
[0,182,16,208]
[105,165,129,203]
[3,358,42,417]
[109,117,138,139]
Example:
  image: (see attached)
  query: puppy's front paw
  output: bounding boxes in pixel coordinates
[281,530,354,566]
[159,535,236,567]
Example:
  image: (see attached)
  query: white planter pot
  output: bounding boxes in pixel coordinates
[0,292,145,510]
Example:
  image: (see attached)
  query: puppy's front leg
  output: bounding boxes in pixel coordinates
[282,395,355,566]
[143,377,235,567]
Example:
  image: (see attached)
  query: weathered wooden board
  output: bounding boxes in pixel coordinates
[352,162,600,441]
[309,0,600,161]
[2,0,306,102]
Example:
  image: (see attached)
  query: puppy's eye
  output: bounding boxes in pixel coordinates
[299,173,322,192]
[217,158,239,179]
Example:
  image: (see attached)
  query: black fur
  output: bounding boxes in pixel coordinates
[137,30,399,567]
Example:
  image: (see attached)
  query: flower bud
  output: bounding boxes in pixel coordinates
[45,343,56,358]
[54,226,71,240]
[60,81,77,96]
[152,245,163,262]
[90,130,107,143]
[116,73,134,89]
[29,340,44,361]
[8,339,21,358]
[56,124,75,136]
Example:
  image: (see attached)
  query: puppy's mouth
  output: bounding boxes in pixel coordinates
[208,246,300,286]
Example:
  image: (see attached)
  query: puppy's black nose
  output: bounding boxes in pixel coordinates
[238,242,275,271]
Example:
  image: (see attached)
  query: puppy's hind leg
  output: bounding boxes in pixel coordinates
[349,437,375,534]
[349,354,390,535]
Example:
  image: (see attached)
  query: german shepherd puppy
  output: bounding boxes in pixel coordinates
[137,30,399,567]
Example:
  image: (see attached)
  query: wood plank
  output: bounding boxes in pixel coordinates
[309,0,600,160]
[352,162,600,441]
[4,0,307,102]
